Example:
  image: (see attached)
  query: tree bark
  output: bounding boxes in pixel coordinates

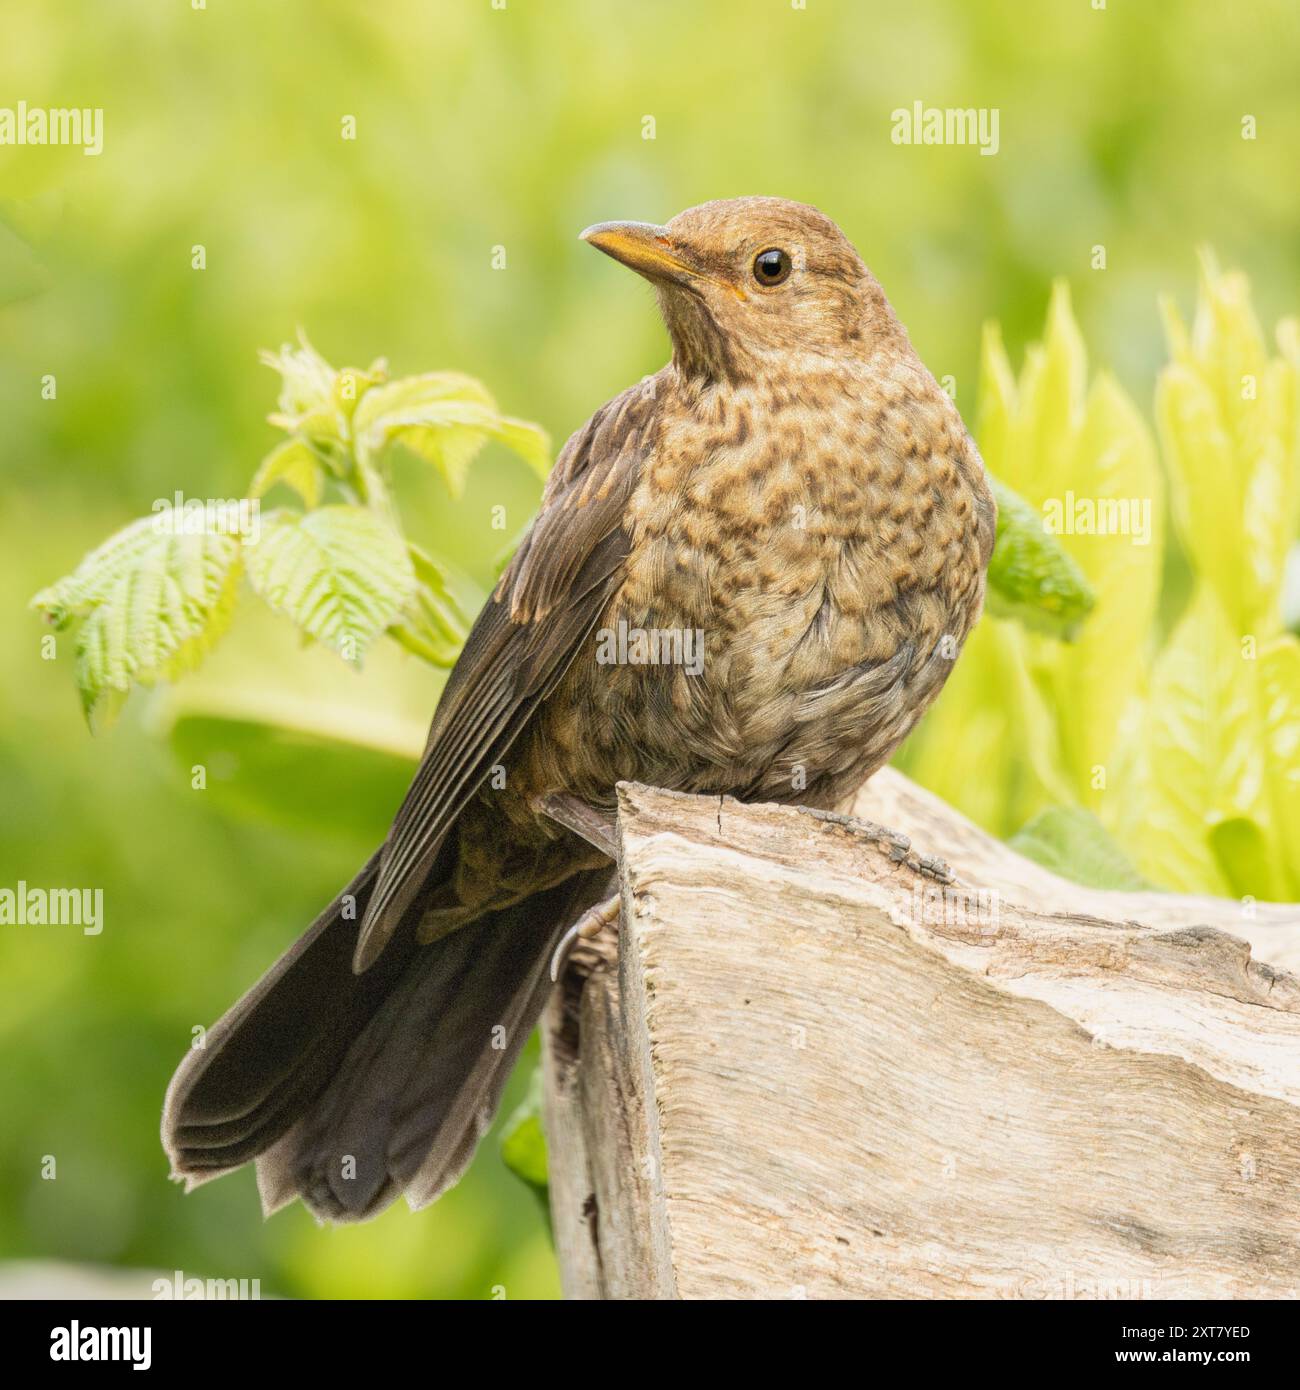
[541,770,1300,1300]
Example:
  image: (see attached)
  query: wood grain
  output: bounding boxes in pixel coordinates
[542,774,1300,1300]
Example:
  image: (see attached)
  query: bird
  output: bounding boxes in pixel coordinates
[162,196,996,1223]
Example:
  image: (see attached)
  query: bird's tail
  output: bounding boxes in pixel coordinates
[162,853,609,1222]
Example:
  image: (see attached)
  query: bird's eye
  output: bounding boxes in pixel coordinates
[752,248,792,286]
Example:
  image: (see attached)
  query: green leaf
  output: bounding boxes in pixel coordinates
[895,618,1076,839]
[1123,586,1261,893]
[985,476,1096,638]
[249,438,324,507]
[148,596,436,836]
[977,283,1161,820]
[1208,818,1276,902]
[31,517,243,730]
[353,371,550,495]
[484,416,552,479]
[1036,372,1163,812]
[260,330,340,428]
[1260,636,1300,898]
[1008,806,1151,891]
[387,543,472,668]
[500,1065,549,1199]
[974,321,1018,482]
[1021,280,1090,502]
[245,505,415,665]
[1158,259,1300,632]
[168,714,418,839]
[1157,354,1245,621]
[331,359,388,422]
[259,331,388,460]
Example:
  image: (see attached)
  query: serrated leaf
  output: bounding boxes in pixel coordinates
[387,543,471,668]
[32,516,174,627]
[246,506,415,665]
[258,331,387,459]
[249,438,324,507]
[259,330,338,424]
[32,517,243,730]
[353,372,550,494]
[332,358,388,421]
[484,416,551,479]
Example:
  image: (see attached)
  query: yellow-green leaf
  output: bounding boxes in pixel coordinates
[249,438,324,507]
[387,543,471,668]
[1158,259,1300,632]
[353,372,550,494]
[31,518,243,730]
[246,506,415,665]
[1037,371,1163,808]
[1260,635,1300,898]
[1126,586,1262,893]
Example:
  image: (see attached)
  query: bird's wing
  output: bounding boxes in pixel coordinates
[353,376,658,971]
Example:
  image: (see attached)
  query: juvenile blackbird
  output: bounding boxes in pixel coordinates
[163,197,995,1222]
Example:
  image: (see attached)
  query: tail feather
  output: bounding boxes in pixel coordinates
[163,855,610,1223]
[163,851,411,1175]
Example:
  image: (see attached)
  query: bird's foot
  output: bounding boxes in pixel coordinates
[549,892,621,982]
[803,806,955,883]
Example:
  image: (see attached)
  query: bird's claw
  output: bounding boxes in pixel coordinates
[804,805,955,883]
[549,893,621,982]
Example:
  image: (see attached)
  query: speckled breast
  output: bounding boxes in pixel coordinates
[548,361,995,810]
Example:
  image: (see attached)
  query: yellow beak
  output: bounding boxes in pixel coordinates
[579,220,701,285]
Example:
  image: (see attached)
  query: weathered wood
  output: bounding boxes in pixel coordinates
[541,774,1300,1300]
[851,768,1300,973]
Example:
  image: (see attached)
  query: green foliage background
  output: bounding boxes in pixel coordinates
[2,0,1299,1299]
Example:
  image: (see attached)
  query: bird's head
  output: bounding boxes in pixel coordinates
[581,196,901,384]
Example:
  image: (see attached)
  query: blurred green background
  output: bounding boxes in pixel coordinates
[2,0,1298,1299]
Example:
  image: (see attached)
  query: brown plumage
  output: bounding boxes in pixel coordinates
[163,197,995,1222]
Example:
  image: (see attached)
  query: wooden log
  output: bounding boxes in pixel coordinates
[541,774,1300,1299]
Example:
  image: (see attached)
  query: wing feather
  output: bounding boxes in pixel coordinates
[352,379,657,970]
